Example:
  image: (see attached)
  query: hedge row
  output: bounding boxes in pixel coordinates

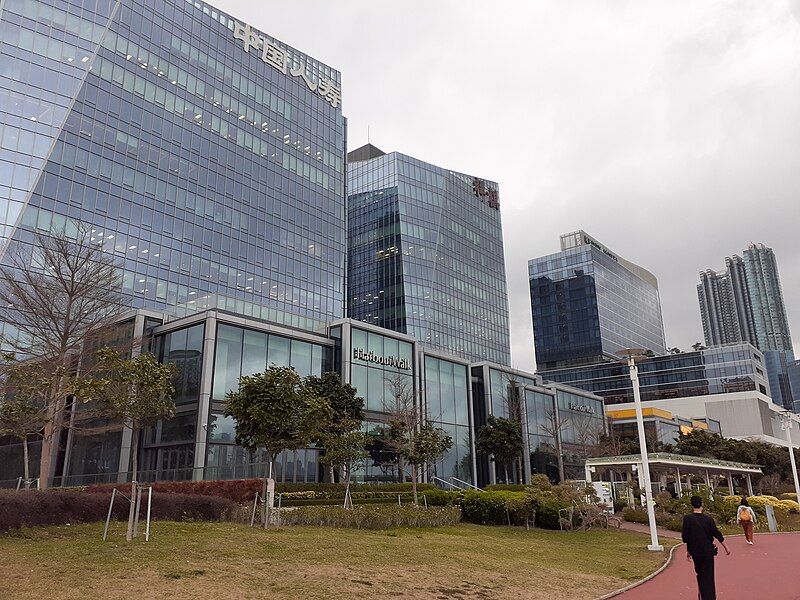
[0,489,239,532]
[280,505,461,529]
[83,480,435,503]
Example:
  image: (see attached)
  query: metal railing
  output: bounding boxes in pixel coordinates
[432,475,483,492]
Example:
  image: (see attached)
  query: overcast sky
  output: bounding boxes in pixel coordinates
[213,0,800,370]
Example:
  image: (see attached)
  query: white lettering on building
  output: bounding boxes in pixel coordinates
[353,347,410,370]
[233,21,341,108]
[569,402,595,415]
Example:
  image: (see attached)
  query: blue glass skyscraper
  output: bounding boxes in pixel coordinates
[0,0,346,341]
[528,231,667,370]
[347,144,511,365]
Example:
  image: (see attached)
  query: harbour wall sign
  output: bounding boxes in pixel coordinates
[569,402,595,415]
[353,348,411,370]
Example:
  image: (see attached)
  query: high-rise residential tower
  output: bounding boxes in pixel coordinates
[698,243,796,408]
[347,144,511,365]
[0,0,347,343]
[528,231,667,370]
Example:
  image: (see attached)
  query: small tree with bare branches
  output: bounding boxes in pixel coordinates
[540,408,568,483]
[0,226,122,487]
[383,373,452,504]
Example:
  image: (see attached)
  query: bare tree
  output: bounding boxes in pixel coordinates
[570,414,605,459]
[540,407,567,483]
[383,372,452,504]
[0,226,122,487]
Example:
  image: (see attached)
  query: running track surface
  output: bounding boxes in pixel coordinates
[616,532,800,599]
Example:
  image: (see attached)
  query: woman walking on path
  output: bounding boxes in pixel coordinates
[737,498,757,545]
[682,495,730,600]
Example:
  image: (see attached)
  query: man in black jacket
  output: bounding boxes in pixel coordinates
[682,495,730,600]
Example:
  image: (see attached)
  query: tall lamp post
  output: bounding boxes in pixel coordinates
[779,412,800,503]
[617,348,663,552]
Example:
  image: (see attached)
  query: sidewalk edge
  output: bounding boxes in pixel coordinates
[595,541,682,600]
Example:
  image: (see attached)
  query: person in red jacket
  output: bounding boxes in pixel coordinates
[682,495,730,600]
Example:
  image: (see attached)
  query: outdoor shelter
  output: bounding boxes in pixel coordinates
[584,453,763,500]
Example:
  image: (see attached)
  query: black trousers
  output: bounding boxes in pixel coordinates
[693,555,716,600]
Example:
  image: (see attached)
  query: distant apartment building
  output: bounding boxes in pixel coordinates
[698,243,796,409]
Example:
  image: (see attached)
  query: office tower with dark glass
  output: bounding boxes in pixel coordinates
[0,0,346,342]
[528,231,667,371]
[698,243,796,408]
[347,144,511,365]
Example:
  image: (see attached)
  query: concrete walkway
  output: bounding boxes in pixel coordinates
[614,531,800,599]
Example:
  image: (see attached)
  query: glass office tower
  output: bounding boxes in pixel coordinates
[528,231,667,370]
[347,144,511,365]
[0,0,346,341]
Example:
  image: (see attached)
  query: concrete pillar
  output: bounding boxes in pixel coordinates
[676,466,682,494]
[746,473,754,496]
[705,469,711,491]
[193,314,217,481]
[727,471,734,495]
[584,463,592,483]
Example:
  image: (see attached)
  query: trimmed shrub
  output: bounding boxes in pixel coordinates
[0,489,239,531]
[421,489,462,507]
[485,484,529,492]
[84,480,434,503]
[622,507,648,524]
[613,499,629,513]
[460,490,526,525]
[529,492,569,530]
[279,505,461,529]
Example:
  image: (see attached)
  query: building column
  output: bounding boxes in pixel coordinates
[746,473,754,496]
[115,313,148,484]
[521,388,531,485]
[675,466,682,494]
[727,471,734,495]
[193,314,217,481]
[584,463,592,484]
[705,470,712,494]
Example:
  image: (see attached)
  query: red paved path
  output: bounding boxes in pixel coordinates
[616,532,800,599]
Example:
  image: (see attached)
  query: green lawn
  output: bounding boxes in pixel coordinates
[0,521,677,600]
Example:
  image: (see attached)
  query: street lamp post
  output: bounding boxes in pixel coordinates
[618,348,663,552]
[779,412,800,504]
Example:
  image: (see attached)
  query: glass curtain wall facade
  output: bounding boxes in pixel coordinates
[204,322,331,482]
[529,231,666,370]
[0,0,346,347]
[348,147,511,365]
[541,342,770,405]
[424,355,472,484]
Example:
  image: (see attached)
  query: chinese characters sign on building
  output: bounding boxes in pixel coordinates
[472,177,500,210]
[233,21,341,109]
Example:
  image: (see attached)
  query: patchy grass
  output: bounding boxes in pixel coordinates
[0,521,677,599]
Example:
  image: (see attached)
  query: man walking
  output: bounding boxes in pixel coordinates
[682,495,730,600]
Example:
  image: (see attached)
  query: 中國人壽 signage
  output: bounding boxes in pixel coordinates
[233,21,341,109]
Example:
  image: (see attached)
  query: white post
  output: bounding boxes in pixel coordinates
[705,470,711,491]
[746,473,754,497]
[627,355,663,551]
[145,487,153,542]
[780,413,800,504]
[103,488,117,541]
[584,463,592,484]
[675,466,682,494]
